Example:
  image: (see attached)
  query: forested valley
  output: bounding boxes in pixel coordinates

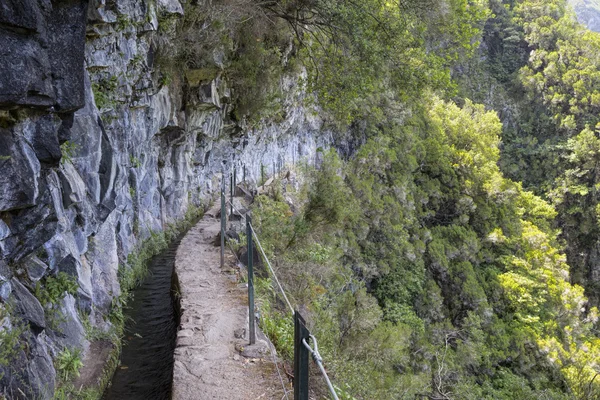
[230,0,600,398]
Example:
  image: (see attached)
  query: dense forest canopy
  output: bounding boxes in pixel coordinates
[188,0,600,398]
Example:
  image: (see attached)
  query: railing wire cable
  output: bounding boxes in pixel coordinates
[249,224,295,315]
[226,198,340,400]
[267,335,292,400]
[302,335,340,400]
[224,199,291,399]
[226,198,293,313]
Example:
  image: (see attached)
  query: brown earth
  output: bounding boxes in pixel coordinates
[172,205,289,400]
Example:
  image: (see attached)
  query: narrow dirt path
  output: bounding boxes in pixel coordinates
[172,205,287,400]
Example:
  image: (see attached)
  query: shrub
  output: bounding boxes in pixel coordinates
[35,272,79,307]
[60,141,79,165]
[55,348,84,381]
[0,305,25,378]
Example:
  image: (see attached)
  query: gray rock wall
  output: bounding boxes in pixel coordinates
[0,0,330,398]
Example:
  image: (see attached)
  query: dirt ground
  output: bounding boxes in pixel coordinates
[172,205,290,400]
[72,340,114,392]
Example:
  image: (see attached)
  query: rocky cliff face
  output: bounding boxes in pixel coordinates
[0,1,331,398]
[568,0,600,31]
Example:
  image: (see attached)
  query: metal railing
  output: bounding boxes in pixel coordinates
[220,169,340,400]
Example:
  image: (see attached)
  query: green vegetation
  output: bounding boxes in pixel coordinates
[55,348,83,381]
[52,385,100,400]
[52,347,95,400]
[158,73,172,87]
[255,278,294,360]
[0,305,25,378]
[115,14,133,31]
[91,75,119,111]
[455,0,600,311]
[59,141,79,165]
[129,156,142,168]
[34,272,79,307]
[91,83,111,110]
[118,230,169,294]
[129,53,144,68]
[172,0,488,125]
[228,2,600,396]
[279,0,487,124]
[0,110,16,129]
[251,89,600,397]
[33,272,79,332]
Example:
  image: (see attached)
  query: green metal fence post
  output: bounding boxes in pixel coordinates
[220,174,225,269]
[247,214,256,345]
[294,311,310,400]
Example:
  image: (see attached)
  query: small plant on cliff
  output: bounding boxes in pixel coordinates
[79,311,106,342]
[92,75,119,111]
[34,272,79,306]
[130,155,142,168]
[53,384,99,400]
[0,305,25,376]
[116,14,133,31]
[55,348,84,381]
[92,83,109,110]
[159,73,172,87]
[256,278,294,359]
[129,53,144,68]
[60,141,79,165]
[34,273,79,331]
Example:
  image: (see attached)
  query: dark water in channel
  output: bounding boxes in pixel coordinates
[103,238,182,400]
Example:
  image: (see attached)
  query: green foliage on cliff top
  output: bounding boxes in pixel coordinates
[175,0,489,126]
[293,0,489,124]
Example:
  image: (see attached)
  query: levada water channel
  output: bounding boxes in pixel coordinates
[103,237,182,400]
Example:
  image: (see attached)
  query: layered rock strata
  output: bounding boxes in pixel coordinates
[0,0,329,397]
